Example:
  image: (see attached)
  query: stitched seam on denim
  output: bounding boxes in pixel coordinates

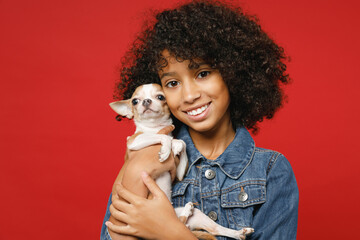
[186,156,202,176]
[221,183,266,207]
[192,184,196,204]
[222,198,266,207]
[262,182,267,201]
[228,206,246,228]
[176,179,194,183]
[201,192,221,198]
[201,189,221,195]
[266,152,277,174]
[227,207,253,229]
[254,147,273,152]
[172,180,194,195]
[221,180,266,193]
[267,152,281,174]
[217,195,221,225]
[217,141,256,179]
[229,207,236,227]
[225,208,232,228]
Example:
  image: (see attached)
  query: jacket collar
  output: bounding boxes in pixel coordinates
[177,125,255,179]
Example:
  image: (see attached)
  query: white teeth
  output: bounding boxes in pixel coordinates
[187,104,208,116]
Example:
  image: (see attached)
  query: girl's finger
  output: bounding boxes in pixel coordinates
[141,171,165,198]
[109,204,130,223]
[114,183,141,204]
[105,221,136,236]
[111,197,130,212]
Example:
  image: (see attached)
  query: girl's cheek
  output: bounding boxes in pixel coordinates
[166,100,177,112]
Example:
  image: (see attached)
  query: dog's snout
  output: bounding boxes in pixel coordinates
[142,99,152,107]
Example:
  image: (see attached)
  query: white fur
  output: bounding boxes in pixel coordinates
[109,83,188,181]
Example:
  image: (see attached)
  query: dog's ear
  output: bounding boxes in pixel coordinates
[109,100,134,119]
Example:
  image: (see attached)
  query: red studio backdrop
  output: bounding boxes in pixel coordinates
[1,0,359,239]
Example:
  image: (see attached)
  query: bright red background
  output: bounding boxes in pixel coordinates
[1,0,359,239]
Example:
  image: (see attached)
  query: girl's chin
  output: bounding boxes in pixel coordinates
[187,121,218,134]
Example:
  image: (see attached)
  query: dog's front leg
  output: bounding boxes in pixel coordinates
[127,133,173,162]
[172,139,188,181]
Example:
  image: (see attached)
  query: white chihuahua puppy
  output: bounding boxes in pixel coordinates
[110,83,187,200]
[110,84,254,240]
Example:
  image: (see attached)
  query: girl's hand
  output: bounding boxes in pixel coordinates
[111,125,178,199]
[107,125,182,239]
[107,172,196,240]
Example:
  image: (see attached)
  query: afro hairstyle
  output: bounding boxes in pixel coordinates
[114,0,291,133]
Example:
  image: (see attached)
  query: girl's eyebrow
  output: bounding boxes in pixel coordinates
[188,62,208,69]
[159,63,210,80]
[159,72,176,80]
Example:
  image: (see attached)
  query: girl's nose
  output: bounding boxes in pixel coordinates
[182,79,200,103]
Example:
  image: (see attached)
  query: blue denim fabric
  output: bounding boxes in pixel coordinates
[101,194,113,240]
[101,126,299,240]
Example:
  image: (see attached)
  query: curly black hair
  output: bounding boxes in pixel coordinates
[115,0,290,133]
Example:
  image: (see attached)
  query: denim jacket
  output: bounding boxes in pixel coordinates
[101,126,299,240]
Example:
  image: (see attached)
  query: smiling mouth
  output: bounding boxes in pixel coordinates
[186,104,209,116]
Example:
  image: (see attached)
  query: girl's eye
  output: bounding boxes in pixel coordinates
[197,71,211,79]
[165,81,179,88]
[131,98,139,105]
[157,95,165,101]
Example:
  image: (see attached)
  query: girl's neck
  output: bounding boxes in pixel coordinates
[189,119,235,160]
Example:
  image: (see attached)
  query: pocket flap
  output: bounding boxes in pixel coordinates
[221,180,266,208]
[171,180,192,197]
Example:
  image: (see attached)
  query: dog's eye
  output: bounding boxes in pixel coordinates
[156,95,165,101]
[131,98,139,105]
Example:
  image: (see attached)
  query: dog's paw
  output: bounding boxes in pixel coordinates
[235,228,254,240]
[183,202,194,216]
[242,228,254,235]
[238,228,254,239]
[179,202,194,221]
[158,147,171,162]
[172,140,184,156]
[158,136,172,162]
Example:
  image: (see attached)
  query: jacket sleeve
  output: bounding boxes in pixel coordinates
[100,194,113,240]
[249,154,299,240]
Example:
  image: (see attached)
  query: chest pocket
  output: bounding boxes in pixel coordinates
[221,180,266,228]
[171,180,192,208]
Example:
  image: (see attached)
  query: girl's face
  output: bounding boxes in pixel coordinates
[158,51,231,134]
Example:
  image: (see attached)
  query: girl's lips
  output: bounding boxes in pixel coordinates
[186,104,209,116]
[185,103,211,121]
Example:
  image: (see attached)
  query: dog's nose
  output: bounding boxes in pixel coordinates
[142,99,152,107]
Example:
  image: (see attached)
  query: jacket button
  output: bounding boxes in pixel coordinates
[208,211,218,221]
[205,169,216,180]
[238,192,248,202]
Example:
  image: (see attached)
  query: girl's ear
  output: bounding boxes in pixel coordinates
[109,100,134,119]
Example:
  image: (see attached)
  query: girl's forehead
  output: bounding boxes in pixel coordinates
[158,50,209,73]
[160,49,207,64]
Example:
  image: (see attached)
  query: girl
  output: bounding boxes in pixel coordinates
[101,1,298,239]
